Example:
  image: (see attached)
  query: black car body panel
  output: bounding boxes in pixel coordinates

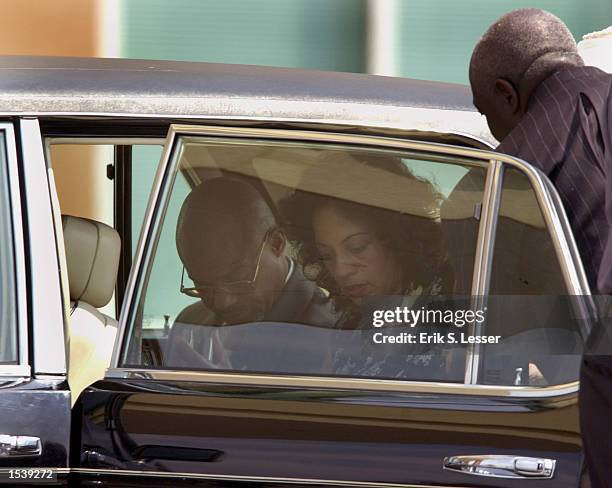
[74,379,582,486]
[0,379,69,468]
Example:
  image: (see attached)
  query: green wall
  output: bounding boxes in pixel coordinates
[120,0,366,72]
[120,0,612,83]
[397,0,612,83]
[119,0,611,322]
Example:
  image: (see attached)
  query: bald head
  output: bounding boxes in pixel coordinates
[176,177,276,282]
[470,9,583,140]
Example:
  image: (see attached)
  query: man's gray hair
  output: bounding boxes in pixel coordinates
[470,9,583,100]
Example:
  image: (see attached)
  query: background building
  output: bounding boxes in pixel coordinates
[2,0,609,223]
[114,0,612,81]
[0,1,610,317]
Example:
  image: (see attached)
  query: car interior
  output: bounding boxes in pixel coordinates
[123,141,479,381]
[62,215,121,404]
[43,128,587,396]
[46,138,162,401]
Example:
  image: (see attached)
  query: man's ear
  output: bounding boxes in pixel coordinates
[494,78,521,114]
[267,229,286,256]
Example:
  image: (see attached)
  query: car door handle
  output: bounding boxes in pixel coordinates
[0,435,42,458]
[132,445,224,462]
[443,455,556,479]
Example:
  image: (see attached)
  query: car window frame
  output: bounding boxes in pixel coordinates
[0,121,29,377]
[468,158,592,385]
[19,118,68,376]
[109,124,591,399]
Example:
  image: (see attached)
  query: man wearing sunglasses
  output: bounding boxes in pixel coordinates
[172,177,337,369]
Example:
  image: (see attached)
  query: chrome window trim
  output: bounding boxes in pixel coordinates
[471,162,503,297]
[113,125,584,399]
[20,118,66,375]
[46,137,166,145]
[163,124,491,154]
[110,129,179,368]
[1,123,29,374]
[465,161,502,384]
[69,468,459,488]
[106,368,579,399]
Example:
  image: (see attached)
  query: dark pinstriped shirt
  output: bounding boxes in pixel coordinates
[496,66,612,292]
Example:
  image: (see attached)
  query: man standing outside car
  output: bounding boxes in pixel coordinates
[469,9,612,487]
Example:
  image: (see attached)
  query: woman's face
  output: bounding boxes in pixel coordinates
[312,204,401,305]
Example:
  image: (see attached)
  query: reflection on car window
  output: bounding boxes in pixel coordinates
[124,139,487,383]
[122,139,586,388]
[482,168,584,386]
[0,132,17,364]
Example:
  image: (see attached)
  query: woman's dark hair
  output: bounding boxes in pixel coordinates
[278,154,445,313]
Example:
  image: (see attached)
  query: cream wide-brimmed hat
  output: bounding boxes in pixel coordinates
[578,26,612,73]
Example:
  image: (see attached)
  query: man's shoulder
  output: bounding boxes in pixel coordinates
[175,301,216,325]
[557,65,610,79]
[498,65,612,161]
[540,65,612,102]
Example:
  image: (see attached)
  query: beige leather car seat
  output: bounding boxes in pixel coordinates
[62,215,120,405]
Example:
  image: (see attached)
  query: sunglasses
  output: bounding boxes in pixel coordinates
[180,229,272,300]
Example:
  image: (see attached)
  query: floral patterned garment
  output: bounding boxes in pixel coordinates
[330,279,461,382]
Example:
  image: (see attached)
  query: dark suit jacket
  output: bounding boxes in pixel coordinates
[496,66,612,292]
[493,66,612,488]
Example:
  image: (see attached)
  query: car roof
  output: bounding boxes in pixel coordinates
[0,56,495,146]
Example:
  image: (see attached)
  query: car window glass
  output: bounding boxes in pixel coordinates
[0,131,17,364]
[50,143,116,316]
[481,167,583,386]
[123,138,487,384]
[140,170,194,334]
[131,145,164,256]
[49,142,163,318]
[50,144,115,226]
[404,157,471,198]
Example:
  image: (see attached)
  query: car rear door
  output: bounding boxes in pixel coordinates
[74,125,588,487]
